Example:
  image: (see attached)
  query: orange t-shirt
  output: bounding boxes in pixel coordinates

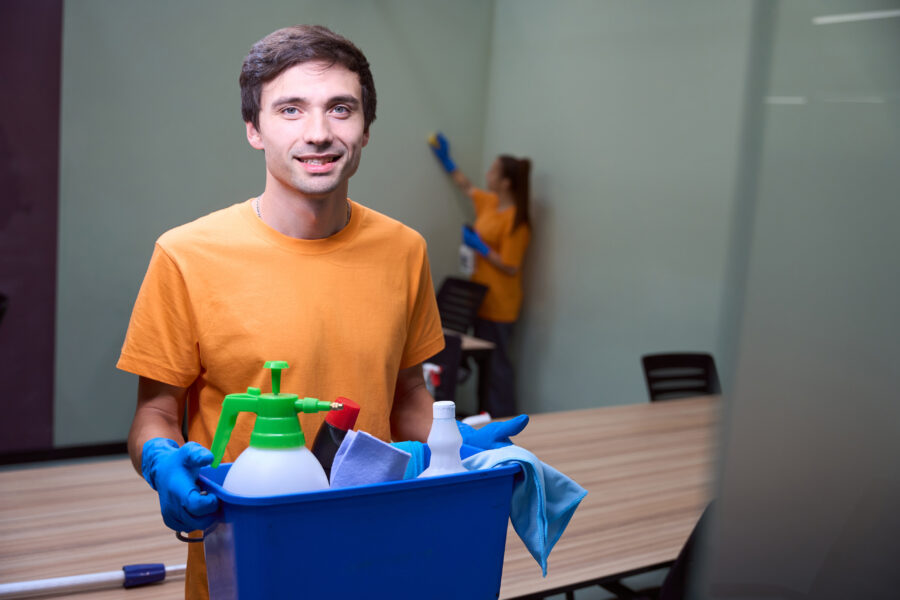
[117,199,444,599]
[470,189,531,322]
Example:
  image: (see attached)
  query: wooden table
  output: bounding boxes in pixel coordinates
[0,458,187,598]
[0,396,716,599]
[499,395,718,599]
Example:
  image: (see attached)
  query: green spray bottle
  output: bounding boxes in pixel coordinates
[210,361,343,497]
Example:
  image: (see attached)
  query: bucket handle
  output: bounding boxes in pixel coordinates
[176,531,205,543]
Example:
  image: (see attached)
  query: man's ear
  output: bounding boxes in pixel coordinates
[362,129,370,148]
[246,121,264,150]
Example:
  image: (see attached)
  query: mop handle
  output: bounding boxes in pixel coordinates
[0,563,186,598]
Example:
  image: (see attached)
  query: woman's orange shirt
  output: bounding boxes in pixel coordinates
[470,189,530,322]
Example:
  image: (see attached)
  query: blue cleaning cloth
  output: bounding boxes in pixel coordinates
[391,441,429,480]
[329,430,411,489]
[463,446,587,576]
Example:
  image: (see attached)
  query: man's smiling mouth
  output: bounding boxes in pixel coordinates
[297,156,339,165]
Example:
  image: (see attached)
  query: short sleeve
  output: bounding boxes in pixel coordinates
[470,188,496,217]
[399,243,445,369]
[116,243,201,387]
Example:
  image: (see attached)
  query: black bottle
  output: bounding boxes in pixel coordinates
[311,396,360,480]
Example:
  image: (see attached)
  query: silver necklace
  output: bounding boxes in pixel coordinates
[254,196,351,226]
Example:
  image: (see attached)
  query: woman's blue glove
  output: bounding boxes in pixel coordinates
[462,225,490,256]
[428,132,457,173]
[458,414,529,450]
[141,438,219,533]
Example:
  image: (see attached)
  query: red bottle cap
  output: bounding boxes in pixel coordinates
[326,397,360,431]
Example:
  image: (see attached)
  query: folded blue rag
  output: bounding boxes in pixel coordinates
[329,430,411,489]
[463,447,587,576]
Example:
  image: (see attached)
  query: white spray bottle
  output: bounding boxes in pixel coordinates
[209,361,343,496]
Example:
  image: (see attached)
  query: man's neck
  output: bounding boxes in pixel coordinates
[258,185,351,240]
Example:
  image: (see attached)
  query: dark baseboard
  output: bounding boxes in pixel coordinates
[0,441,128,466]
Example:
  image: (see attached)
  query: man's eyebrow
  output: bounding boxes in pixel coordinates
[328,95,360,107]
[270,96,308,109]
[269,95,361,109]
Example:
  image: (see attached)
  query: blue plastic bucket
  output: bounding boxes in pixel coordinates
[198,447,518,599]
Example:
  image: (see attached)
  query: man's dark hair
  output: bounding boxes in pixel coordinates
[240,25,377,133]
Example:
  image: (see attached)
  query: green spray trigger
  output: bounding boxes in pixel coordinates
[209,361,342,468]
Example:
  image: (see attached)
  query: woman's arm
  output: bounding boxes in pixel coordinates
[481,248,518,276]
[451,170,475,196]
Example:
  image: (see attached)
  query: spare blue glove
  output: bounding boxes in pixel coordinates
[392,441,430,479]
[428,132,457,173]
[462,224,490,257]
[141,438,219,533]
[458,414,529,450]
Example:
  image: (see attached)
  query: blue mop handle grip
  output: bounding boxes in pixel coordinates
[122,563,166,588]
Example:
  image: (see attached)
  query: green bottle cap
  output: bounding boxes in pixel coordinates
[209,361,342,468]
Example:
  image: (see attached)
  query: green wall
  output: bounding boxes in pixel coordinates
[480,0,754,413]
[56,0,758,445]
[55,0,494,445]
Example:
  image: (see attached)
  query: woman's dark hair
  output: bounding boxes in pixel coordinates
[239,25,377,132]
[498,155,531,230]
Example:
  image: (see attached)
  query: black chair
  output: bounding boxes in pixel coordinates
[641,353,721,402]
[0,292,7,326]
[425,333,463,401]
[436,277,488,335]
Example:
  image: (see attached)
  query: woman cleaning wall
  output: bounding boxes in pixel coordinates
[429,133,531,417]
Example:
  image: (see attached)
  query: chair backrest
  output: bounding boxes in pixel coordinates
[426,333,463,401]
[436,277,488,334]
[641,352,721,402]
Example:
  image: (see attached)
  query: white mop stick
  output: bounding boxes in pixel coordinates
[0,563,185,599]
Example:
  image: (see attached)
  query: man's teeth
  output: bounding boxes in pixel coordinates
[300,157,337,165]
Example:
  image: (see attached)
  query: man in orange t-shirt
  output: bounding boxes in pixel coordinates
[429,134,531,417]
[119,26,444,598]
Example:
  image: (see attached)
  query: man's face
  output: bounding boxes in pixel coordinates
[246,61,369,200]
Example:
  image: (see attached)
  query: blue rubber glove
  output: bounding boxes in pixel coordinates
[428,132,457,173]
[462,225,490,257]
[392,441,430,479]
[458,414,529,450]
[141,438,219,533]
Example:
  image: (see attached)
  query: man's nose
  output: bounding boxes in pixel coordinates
[304,112,333,146]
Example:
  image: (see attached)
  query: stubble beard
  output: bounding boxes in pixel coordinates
[289,153,361,199]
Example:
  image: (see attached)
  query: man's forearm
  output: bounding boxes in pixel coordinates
[127,377,188,475]
[391,365,434,442]
[128,405,184,475]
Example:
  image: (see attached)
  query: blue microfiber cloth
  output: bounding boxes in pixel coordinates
[329,430,411,489]
[463,446,587,576]
[391,440,428,480]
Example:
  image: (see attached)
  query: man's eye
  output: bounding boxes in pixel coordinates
[332,105,350,115]
[282,107,299,115]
